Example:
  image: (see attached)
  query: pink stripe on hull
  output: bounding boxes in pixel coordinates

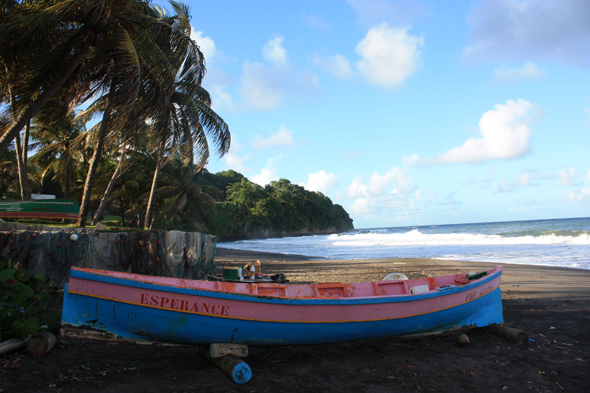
[68,274,502,323]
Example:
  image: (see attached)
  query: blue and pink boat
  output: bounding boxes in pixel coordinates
[61,266,503,345]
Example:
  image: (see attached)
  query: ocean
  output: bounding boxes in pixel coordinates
[218,217,590,270]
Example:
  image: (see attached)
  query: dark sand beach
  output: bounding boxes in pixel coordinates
[2,248,589,392]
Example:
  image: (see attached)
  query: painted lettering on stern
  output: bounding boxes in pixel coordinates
[464,284,495,302]
[139,293,229,316]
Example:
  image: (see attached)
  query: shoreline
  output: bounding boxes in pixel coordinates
[215,246,590,302]
[3,247,589,392]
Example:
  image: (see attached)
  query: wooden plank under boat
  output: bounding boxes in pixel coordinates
[61,266,504,345]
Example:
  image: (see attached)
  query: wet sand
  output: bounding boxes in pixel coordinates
[2,249,589,392]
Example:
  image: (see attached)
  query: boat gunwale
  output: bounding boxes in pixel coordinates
[68,266,503,306]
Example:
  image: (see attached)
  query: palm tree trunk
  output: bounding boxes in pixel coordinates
[13,133,30,200]
[77,83,115,228]
[0,46,88,152]
[92,147,128,225]
[22,121,30,168]
[143,139,166,229]
[64,149,71,198]
[120,196,126,227]
[8,91,30,200]
[21,121,30,194]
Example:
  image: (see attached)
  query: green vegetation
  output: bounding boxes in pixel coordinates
[0,259,60,341]
[201,172,354,239]
[1,0,229,228]
[0,1,353,239]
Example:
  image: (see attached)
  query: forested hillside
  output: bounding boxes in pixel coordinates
[200,170,354,240]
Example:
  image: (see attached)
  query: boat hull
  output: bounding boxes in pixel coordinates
[62,267,503,345]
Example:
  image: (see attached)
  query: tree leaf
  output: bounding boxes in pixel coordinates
[0,269,16,282]
[39,311,61,330]
[13,318,39,340]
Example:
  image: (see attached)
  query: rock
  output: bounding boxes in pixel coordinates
[455,333,470,347]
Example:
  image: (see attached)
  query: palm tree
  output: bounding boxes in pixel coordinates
[0,0,191,225]
[142,2,230,229]
[153,158,222,230]
[0,146,17,199]
[0,0,96,152]
[29,110,86,198]
[75,1,213,227]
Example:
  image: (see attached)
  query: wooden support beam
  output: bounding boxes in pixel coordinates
[26,331,56,357]
[210,343,248,359]
[486,324,528,344]
[200,346,252,384]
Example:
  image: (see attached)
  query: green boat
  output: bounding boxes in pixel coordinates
[0,199,79,220]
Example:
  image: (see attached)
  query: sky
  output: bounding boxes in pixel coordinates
[178,0,590,229]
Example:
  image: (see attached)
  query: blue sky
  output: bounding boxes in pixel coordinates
[179,0,590,229]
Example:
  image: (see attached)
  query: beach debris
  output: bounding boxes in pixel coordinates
[26,331,56,357]
[455,333,470,347]
[486,324,528,344]
[467,272,487,280]
[270,273,289,283]
[382,272,408,281]
[0,338,27,355]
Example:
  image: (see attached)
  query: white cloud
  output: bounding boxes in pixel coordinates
[240,37,320,110]
[222,139,252,173]
[464,0,590,68]
[515,172,531,187]
[240,62,284,110]
[568,187,590,201]
[420,99,541,165]
[559,168,577,187]
[356,23,423,88]
[224,152,252,173]
[302,170,339,194]
[345,167,416,216]
[209,85,235,112]
[262,36,288,66]
[250,158,279,186]
[367,167,414,196]
[190,29,217,62]
[497,172,533,192]
[493,62,544,83]
[312,54,353,79]
[402,154,420,167]
[348,197,380,215]
[409,190,422,210]
[252,126,294,150]
[347,167,414,199]
[346,176,369,199]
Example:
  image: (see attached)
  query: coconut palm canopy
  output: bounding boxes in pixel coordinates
[0,0,230,228]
